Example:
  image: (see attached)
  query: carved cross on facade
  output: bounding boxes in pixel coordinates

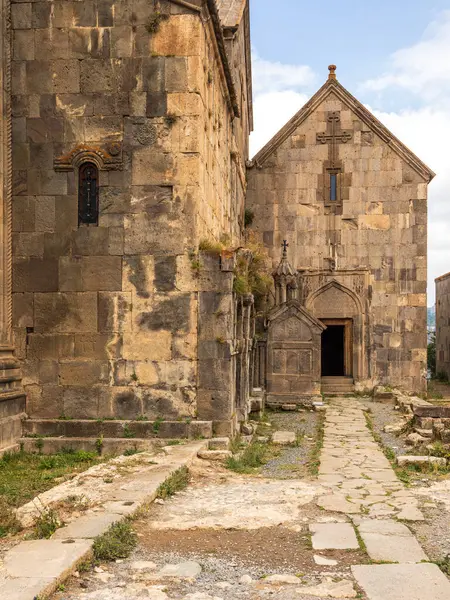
[316,111,352,168]
[282,240,289,257]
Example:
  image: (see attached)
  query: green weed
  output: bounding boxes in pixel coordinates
[307,413,325,475]
[157,466,190,499]
[226,442,268,474]
[34,507,61,539]
[93,521,137,561]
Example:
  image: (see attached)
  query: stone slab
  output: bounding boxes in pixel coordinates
[317,494,361,514]
[314,555,338,566]
[355,519,412,536]
[0,577,55,600]
[158,561,201,578]
[352,563,450,600]
[358,531,428,563]
[272,431,296,445]
[397,455,447,467]
[52,512,120,539]
[4,539,92,579]
[310,522,359,550]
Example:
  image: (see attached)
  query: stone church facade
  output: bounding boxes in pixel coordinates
[247,66,434,401]
[0,0,434,453]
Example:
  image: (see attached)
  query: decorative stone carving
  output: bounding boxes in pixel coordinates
[54,143,124,171]
[266,301,325,406]
[134,122,157,146]
[316,111,353,168]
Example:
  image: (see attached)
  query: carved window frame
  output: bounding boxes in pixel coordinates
[78,162,99,226]
[324,168,342,208]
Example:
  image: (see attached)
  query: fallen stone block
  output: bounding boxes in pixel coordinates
[397,455,446,467]
[208,437,230,450]
[281,404,297,411]
[272,431,296,445]
[414,428,433,438]
[197,450,232,461]
[406,432,428,446]
[263,574,302,584]
[383,423,404,434]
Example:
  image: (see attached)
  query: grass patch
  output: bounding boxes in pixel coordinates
[0,497,21,538]
[93,520,137,561]
[0,449,102,511]
[225,442,268,474]
[435,555,450,576]
[307,413,325,475]
[157,466,190,499]
[33,507,61,539]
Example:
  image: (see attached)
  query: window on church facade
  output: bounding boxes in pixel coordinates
[330,173,337,201]
[78,162,99,225]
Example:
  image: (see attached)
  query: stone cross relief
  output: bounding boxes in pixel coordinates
[316,111,352,168]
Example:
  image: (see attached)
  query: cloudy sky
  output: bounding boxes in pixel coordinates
[249,0,450,305]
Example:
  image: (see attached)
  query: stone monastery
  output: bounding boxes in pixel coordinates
[0,0,435,453]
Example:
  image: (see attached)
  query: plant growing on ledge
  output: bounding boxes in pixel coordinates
[233,233,272,300]
[145,12,169,33]
[244,208,255,228]
[165,113,177,128]
[199,238,225,256]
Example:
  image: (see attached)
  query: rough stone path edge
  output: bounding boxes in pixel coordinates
[0,441,207,600]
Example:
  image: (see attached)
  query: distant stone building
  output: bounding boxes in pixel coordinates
[0,1,436,453]
[435,273,450,379]
[247,66,434,402]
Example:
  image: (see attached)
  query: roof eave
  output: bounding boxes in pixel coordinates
[250,78,435,183]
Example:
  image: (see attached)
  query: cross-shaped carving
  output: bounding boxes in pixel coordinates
[281,240,289,257]
[316,112,352,168]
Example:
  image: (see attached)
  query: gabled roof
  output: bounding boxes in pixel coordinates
[268,300,326,333]
[251,68,435,183]
[216,0,247,27]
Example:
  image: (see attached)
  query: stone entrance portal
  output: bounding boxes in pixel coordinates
[321,319,353,377]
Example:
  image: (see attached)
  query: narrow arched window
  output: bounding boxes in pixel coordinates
[78,162,99,225]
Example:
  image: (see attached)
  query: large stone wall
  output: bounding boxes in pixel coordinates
[436,272,450,379]
[0,0,25,454]
[247,85,430,392]
[10,0,251,428]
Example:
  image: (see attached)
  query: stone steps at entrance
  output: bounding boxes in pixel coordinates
[321,376,354,394]
[20,436,162,455]
[22,419,213,451]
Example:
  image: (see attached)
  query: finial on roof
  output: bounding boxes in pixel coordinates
[328,65,337,80]
[282,239,289,258]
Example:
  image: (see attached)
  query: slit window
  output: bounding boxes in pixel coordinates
[330,173,337,202]
[78,162,99,225]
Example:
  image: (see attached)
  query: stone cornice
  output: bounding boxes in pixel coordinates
[250,78,435,183]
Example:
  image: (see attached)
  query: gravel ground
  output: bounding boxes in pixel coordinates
[360,399,450,565]
[359,399,409,457]
[260,409,319,479]
[55,547,365,600]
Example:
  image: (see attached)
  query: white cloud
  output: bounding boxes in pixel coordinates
[365,11,450,103]
[250,90,309,157]
[369,107,450,303]
[251,52,315,95]
[250,51,313,157]
[250,32,450,304]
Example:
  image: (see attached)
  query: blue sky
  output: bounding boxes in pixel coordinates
[248,0,450,305]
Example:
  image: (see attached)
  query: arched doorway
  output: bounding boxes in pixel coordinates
[306,280,365,382]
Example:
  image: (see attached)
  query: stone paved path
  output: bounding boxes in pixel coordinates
[317,398,450,599]
[44,397,450,600]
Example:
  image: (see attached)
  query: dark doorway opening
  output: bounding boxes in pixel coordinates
[321,325,345,376]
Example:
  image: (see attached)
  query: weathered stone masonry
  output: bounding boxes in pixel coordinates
[9,0,253,441]
[0,0,26,454]
[247,70,434,394]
